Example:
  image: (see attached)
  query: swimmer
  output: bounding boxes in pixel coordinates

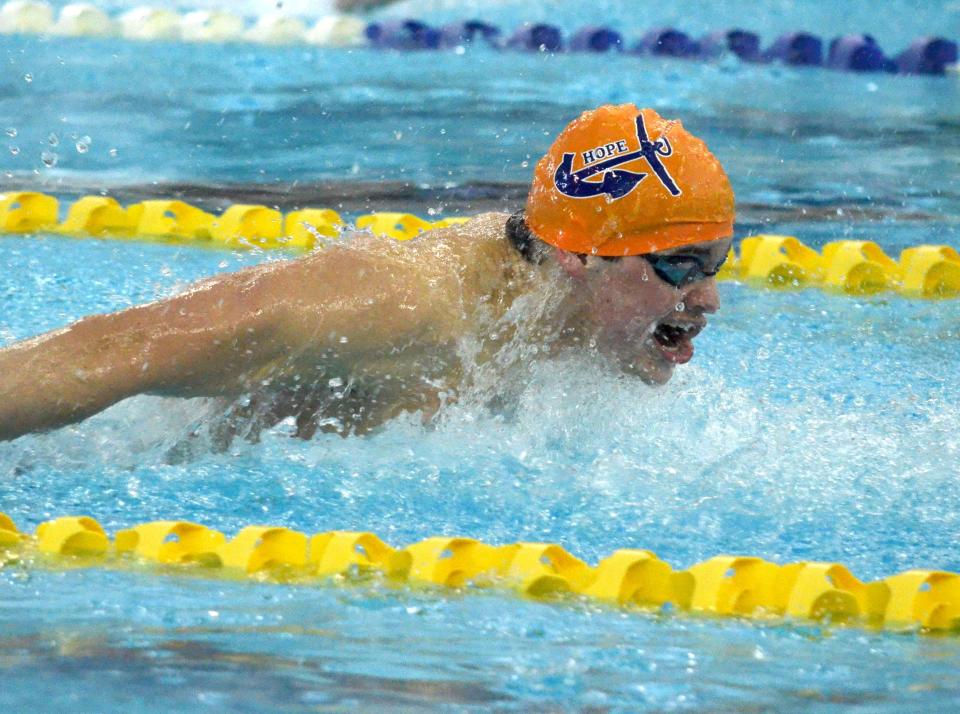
[0,104,734,442]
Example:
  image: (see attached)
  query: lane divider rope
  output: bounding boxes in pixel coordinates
[2,512,959,633]
[0,1,956,76]
[2,191,959,299]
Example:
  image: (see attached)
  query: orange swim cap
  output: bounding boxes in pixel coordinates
[525,104,735,256]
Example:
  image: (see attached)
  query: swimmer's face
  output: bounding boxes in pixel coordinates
[563,237,731,384]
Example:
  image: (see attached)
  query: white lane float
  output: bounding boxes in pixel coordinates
[307,14,366,47]
[245,12,307,45]
[53,3,117,37]
[0,0,53,34]
[180,10,245,43]
[119,6,182,41]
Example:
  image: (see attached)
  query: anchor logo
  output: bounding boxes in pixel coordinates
[554,114,682,201]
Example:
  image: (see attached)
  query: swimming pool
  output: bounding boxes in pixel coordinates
[3,7,960,711]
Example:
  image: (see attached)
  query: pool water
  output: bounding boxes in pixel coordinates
[2,236,960,710]
[3,7,960,711]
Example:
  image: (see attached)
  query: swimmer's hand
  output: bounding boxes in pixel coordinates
[0,244,441,442]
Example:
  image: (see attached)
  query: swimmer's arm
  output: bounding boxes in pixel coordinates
[0,265,290,441]
[0,246,443,441]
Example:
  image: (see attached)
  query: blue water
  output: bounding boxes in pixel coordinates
[3,6,960,711]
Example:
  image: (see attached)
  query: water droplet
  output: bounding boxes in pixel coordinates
[393,131,403,140]
[41,151,58,167]
[47,133,59,147]
[641,271,649,281]
[9,146,19,156]
[439,128,446,135]
[22,73,32,83]
[75,136,91,154]
[339,335,349,344]
[4,128,16,138]
[675,302,685,311]
[520,160,529,168]
[108,148,118,157]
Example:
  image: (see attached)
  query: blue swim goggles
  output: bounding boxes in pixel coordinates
[641,252,728,288]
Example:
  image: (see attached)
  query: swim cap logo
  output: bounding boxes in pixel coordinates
[554,114,682,201]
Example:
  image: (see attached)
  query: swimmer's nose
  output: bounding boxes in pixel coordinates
[682,277,720,314]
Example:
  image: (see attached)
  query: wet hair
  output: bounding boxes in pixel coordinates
[505,210,549,264]
[506,210,622,265]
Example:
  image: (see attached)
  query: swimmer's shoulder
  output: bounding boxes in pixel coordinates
[456,211,511,235]
[417,211,511,259]
[440,212,510,244]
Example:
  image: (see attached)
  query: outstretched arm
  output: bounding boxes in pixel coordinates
[0,233,452,442]
[0,261,291,441]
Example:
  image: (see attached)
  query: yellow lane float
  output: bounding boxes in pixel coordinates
[58,196,136,236]
[0,191,58,232]
[821,240,899,294]
[35,516,109,556]
[115,520,225,564]
[210,204,284,247]
[127,200,215,240]
[3,512,960,634]
[216,525,309,574]
[311,531,411,579]
[898,245,960,298]
[583,549,675,606]
[355,211,435,240]
[0,512,22,547]
[739,234,825,287]
[284,208,343,248]
[2,193,959,299]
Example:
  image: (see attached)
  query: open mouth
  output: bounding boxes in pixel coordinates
[651,320,703,365]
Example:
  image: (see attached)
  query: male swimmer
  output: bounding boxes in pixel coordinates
[0,104,734,442]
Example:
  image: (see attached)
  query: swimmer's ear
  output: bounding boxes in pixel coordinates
[553,249,588,280]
